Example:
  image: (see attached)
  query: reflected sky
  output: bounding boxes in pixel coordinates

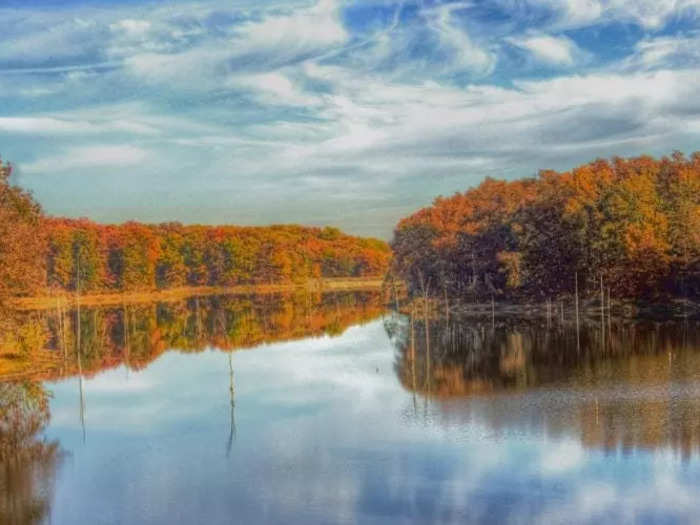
[23,316,700,523]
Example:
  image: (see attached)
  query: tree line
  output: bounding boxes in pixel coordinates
[0,157,390,301]
[391,152,700,302]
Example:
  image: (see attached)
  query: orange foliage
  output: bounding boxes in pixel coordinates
[392,152,700,300]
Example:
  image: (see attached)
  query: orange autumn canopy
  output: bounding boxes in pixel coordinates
[391,152,700,300]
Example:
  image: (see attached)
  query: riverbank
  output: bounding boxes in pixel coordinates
[7,277,385,311]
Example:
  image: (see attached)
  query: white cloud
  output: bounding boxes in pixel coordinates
[239,0,346,53]
[421,2,495,75]
[122,0,348,86]
[508,33,586,66]
[110,19,152,38]
[499,0,700,29]
[0,115,157,135]
[226,71,321,107]
[3,0,700,236]
[623,32,700,70]
[23,145,149,173]
[0,16,102,63]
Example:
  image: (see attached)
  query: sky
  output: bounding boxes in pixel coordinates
[1,0,700,239]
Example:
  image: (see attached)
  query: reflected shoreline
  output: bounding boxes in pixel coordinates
[0,291,385,382]
[1,297,700,524]
[389,312,700,457]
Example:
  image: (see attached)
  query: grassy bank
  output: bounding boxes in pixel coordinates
[7,277,385,311]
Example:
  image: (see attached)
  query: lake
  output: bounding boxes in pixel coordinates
[2,292,700,524]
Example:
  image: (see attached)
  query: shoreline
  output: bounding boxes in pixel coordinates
[7,277,386,311]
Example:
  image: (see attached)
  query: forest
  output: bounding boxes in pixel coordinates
[0,158,390,302]
[391,152,700,303]
[4,151,700,306]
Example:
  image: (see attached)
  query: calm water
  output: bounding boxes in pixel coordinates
[2,292,700,524]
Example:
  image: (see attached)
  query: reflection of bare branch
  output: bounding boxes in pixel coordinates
[226,351,236,457]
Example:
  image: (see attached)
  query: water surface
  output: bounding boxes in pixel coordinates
[2,293,700,524]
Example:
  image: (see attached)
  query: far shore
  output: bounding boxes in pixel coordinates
[7,277,386,311]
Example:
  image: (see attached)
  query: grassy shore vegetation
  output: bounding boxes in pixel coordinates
[390,152,700,306]
[0,157,390,305]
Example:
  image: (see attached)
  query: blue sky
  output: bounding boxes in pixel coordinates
[1,0,699,238]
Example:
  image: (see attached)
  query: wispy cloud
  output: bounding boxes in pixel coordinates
[507,33,588,66]
[1,0,700,237]
[23,145,150,173]
[499,0,700,30]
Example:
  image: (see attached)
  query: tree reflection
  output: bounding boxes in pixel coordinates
[0,381,62,524]
[0,291,385,520]
[392,314,700,455]
[0,291,384,382]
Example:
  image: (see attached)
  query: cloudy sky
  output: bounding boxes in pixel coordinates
[1,0,700,238]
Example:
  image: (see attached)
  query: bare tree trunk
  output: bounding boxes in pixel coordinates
[443,285,449,323]
[607,286,612,348]
[560,300,564,323]
[575,271,580,353]
[600,274,605,351]
[410,304,417,415]
[424,294,431,395]
[393,279,399,312]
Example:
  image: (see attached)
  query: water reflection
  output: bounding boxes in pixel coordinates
[0,382,63,524]
[0,291,383,524]
[2,298,700,523]
[391,313,700,456]
[0,291,384,382]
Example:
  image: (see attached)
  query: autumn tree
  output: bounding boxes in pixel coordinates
[0,160,45,301]
[391,152,700,302]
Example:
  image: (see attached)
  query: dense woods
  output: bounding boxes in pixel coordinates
[391,152,700,302]
[0,157,390,302]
